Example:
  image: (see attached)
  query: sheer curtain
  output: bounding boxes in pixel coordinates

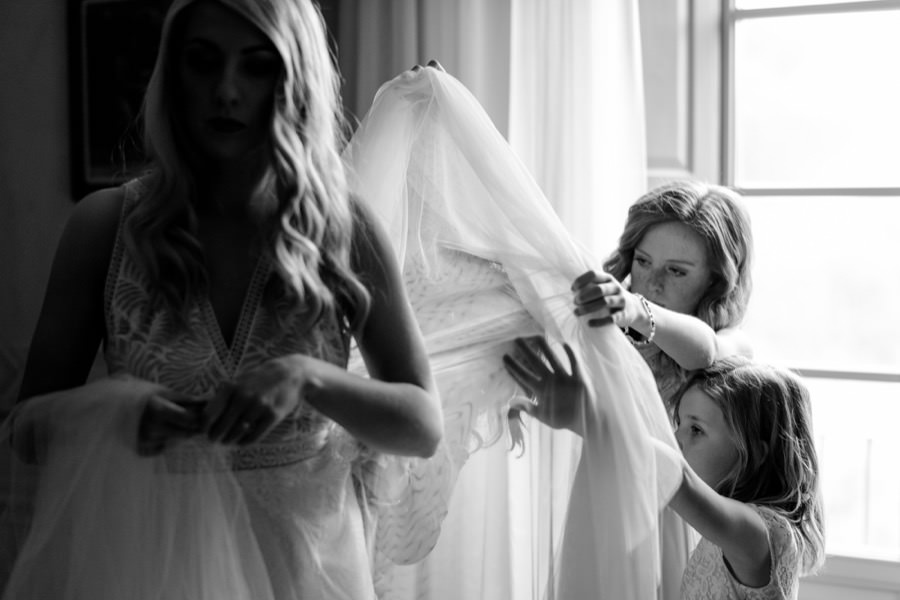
[338,2,649,599]
[508,0,647,260]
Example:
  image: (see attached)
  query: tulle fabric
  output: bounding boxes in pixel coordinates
[344,68,687,599]
[0,376,373,600]
[0,378,276,600]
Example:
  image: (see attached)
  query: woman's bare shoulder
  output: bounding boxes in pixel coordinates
[56,185,129,278]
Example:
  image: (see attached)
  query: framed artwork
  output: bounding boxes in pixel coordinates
[68,0,341,199]
[68,0,169,199]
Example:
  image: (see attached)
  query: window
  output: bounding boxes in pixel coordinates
[724,0,900,566]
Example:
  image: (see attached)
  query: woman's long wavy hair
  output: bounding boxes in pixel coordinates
[130,0,369,330]
[602,181,753,330]
[673,357,826,573]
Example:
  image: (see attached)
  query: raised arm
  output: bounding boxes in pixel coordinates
[573,270,752,370]
[18,188,123,401]
[668,465,772,587]
[629,305,752,370]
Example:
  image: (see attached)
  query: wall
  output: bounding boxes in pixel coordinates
[0,1,73,412]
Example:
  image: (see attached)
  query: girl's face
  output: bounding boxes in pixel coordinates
[177,1,281,165]
[675,386,739,489]
[629,221,712,315]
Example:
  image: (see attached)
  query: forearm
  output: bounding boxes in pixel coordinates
[630,302,718,370]
[299,355,443,458]
[669,466,770,580]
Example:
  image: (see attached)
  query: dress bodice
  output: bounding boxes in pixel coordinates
[102,179,353,469]
[681,505,802,599]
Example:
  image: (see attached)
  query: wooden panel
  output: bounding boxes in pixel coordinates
[640,0,691,179]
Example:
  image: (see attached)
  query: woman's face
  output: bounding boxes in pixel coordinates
[629,221,712,315]
[176,1,281,165]
[675,386,739,489]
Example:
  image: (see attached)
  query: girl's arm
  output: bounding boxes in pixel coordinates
[669,465,772,587]
[18,188,123,400]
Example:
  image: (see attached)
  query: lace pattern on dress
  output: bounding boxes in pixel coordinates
[681,505,802,600]
[103,177,353,455]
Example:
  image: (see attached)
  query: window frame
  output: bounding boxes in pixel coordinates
[703,0,900,588]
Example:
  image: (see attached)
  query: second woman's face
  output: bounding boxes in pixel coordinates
[177,1,281,165]
[629,221,712,315]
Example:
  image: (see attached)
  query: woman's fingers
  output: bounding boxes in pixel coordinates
[204,385,244,443]
[533,336,567,376]
[572,269,615,291]
[137,394,203,455]
[503,354,540,395]
[561,343,581,380]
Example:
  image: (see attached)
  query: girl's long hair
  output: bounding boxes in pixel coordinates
[603,181,753,330]
[673,357,826,573]
[131,0,369,330]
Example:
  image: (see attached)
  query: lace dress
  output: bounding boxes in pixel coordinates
[1,180,374,600]
[681,505,803,600]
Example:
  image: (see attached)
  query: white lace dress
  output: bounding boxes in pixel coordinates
[681,505,803,600]
[1,180,374,600]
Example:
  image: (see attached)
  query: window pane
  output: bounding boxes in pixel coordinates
[737,0,886,8]
[806,378,900,561]
[742,196,900,373]
[733,11,900,188]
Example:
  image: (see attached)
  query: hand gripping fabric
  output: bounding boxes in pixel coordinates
[343,68,687,600]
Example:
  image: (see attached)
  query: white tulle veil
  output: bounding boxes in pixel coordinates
[343,67,686,600]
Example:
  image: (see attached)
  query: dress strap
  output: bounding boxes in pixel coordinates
[103,179,142,324]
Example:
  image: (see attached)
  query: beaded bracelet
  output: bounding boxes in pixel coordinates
[625,293,656,347]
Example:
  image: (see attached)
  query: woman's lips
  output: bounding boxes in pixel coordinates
[209,117,246,133]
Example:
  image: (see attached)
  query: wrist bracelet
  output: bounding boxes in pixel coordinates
[626,293,656,347]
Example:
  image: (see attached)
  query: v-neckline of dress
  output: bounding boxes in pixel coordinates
[201,253,271,375]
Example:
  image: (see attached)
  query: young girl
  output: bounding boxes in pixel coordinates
[671,356,824,598]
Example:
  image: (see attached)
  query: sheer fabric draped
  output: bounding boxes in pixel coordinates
[344,67,684,600]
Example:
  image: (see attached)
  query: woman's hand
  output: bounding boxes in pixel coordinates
[411,59,445,73]
[203,355,315,446]
[138,389,205,456]
[572,270,641,329]
[502,336,588,435]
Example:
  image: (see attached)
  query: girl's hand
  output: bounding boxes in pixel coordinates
[138,390,205,456]
[503,336,587,434]
[572,270,641,329]
[203,355,313,446]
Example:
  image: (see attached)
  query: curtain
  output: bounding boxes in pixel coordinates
[339,2,650,599]
[509,0,647,261]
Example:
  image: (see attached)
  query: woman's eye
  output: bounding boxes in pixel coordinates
[690,425,703,436]
[634,257,649,268]
[243,55,281,79]
[183,48,220,73]
[668,267,686,277]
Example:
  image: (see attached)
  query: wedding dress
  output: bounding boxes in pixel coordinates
[0,67,685,600]
[344,67,687,600]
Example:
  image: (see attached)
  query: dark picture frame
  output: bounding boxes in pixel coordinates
[68,0,341,200]
[68,0,169,199]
